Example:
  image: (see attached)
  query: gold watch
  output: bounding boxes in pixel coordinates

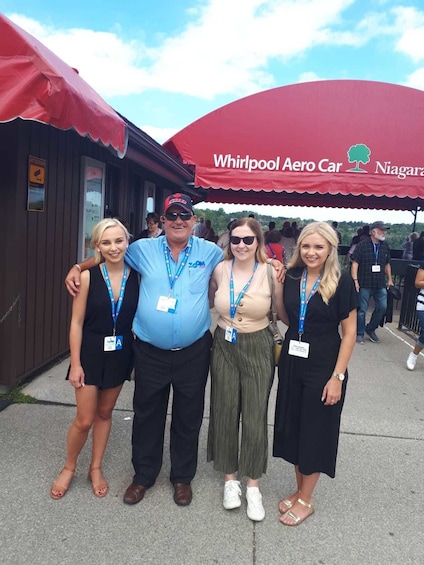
[332,372,345,381]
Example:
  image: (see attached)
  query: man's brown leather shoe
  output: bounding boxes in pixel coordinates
[173,483,192,506]
[123,483,147,505]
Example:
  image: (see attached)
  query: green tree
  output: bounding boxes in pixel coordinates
[347,144,371,172]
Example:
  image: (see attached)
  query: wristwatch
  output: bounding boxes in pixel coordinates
[332,372,345,381]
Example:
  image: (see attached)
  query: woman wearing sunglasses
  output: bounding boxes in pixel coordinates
[207,217,284,521]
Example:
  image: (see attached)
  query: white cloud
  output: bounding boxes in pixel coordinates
[8,13,149,96]
[141,125,178,144]
[9,1,424,103]
[392,7,424,63]
[298,71,324,83]
[405,68,424,91]
[146,0,358,98]
[7,1,366,101]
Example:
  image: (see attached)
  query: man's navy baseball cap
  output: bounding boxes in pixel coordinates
[163,193,193,214]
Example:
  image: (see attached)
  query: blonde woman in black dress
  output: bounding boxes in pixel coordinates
[50,218,138,499]
[274,222,357,526]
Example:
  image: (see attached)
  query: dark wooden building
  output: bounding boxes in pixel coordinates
[0,117,196,390]
[0,14,199,389]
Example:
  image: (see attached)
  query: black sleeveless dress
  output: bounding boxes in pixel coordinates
[67,265,139,389]
[273,268,357,478]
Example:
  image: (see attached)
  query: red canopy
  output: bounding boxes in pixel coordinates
[164,80,424,210]
[0,14,127,157]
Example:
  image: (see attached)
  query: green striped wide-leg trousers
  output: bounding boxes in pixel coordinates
[207,325,275,480]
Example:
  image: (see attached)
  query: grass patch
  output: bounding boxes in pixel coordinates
[0,386,38,404]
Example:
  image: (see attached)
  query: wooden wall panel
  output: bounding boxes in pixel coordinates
[1,120,191,388]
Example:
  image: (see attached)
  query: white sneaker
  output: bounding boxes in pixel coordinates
[246,486,265,521]
[223,480,241,510]
[407,352,418,371]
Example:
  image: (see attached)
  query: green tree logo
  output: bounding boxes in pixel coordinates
[346,144,371,172]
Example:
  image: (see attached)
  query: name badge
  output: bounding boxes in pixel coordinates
[104,335,124,351]
[225,325,237,344]
[156,296,178,313]
[372,265,381,272]
[288,339,310,358]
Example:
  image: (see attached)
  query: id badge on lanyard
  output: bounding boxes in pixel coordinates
[102,263,127,352]
[104,335,124,351]
[156,295,178,313]
[289,269,321,359]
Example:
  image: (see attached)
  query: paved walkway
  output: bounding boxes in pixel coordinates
[1,316,424,564]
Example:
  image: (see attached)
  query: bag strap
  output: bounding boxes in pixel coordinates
[267,243,277,259]
[267,264,278,325]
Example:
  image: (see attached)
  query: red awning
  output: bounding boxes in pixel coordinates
[164,80,424,211]
[0,14,127,157]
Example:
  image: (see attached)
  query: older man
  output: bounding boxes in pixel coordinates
[122,194,223,506]
[351,220,394,344]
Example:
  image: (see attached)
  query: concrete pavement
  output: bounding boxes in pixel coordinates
[1,318,424,564]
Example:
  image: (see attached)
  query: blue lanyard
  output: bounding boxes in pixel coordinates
[298,268,321,338]
[163,237,192,294]
[102,263,128,335]
[229,260,258,320]
[372,242,379,263]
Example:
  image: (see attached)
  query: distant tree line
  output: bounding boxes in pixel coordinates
[193,206,424,251]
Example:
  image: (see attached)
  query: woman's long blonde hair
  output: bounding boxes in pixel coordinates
[288,221,341,304]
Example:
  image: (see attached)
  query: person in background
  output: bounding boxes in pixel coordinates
[193,215,207,238]
[412,231,424,261]
[208,218,284,522]
[51,218,138,500]
[280,227,297,264]
[291,221,300,241]
[406,266,424,370]
[268,221,276,231]
[274,222,357,526]
[137,212,164,239]
[344,228,362,267]
[402,232,418,261]
[280,221,291,234]
[351,221,393,344]
[331,221,342,245]
[359,225,370,242]
[216,220,235,250]
[265,229,284,265]
[203,219,217,242]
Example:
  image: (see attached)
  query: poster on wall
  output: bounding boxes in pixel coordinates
[83,160,105,259]
[27,156,46,211]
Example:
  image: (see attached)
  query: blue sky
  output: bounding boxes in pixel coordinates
[5,0,424,225]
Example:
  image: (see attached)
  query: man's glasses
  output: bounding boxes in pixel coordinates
[229,235,256,245]
[164,212,193,221]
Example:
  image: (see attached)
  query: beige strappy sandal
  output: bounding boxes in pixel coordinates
[280,497,315,526]
[50,467,75,500]
[278,498,294,514]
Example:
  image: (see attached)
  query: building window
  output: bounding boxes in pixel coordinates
[80,157,105,259]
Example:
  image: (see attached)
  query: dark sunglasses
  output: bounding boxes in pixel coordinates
[164,212,193,221]
[229,235,256,245]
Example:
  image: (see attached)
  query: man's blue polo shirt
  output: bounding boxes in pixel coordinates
[125,236,223,349]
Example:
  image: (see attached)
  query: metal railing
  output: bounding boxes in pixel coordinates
[398,264,421,333]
